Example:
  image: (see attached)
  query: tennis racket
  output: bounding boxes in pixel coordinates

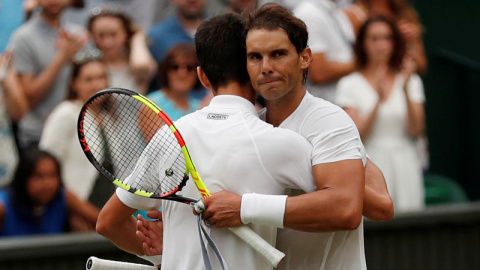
[86,256,158,270]
[77,88,285,267]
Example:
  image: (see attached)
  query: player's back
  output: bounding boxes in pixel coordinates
[161,95,314,270]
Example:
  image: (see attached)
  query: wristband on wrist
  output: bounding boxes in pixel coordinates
[137,254,162,266]
[240,193,287,228]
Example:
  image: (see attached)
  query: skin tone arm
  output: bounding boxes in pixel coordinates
[308,53,356,84]
[397,20,427,76]
[129,30,157,93]
[402,56,425,137]
[65,189,99,228]
[0,51,29,121]
[17,30,87,108]
[96,193,146,255]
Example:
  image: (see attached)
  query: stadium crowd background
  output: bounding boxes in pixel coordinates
[0,0,477,244]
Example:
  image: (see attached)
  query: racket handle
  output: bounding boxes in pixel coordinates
[86,256,159,270]
[229,226,285,268]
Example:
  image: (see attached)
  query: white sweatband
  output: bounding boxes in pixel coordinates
[116,188,162,211]
[137,254,162,266]
[240,193,287,228]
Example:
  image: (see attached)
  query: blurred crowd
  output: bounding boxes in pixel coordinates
[0,0,430,237]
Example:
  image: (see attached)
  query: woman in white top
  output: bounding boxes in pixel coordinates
[336,15,425,212]
[40,56,110,209]
[87,7,157,94]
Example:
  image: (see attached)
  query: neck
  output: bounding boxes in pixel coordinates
[265,85,306,127]
[40,12,61,28]
[177,13,203,32]
[363,61,392,74]
[214,82,256,105]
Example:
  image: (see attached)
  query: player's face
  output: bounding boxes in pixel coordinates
[167,55,198,93]
[246,28,305,102]
[364,21,394,65]
[27,157,61,206]
[90,16,128,60]
[73,61,109,102]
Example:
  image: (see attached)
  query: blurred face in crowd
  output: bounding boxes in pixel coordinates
[246,28,309,102]
[38,0,69,18]
[173,0,207,20]
[167,54,198,93]
[90,16,128,60]
[72,61,109,102]
[27,157,61,207]
[364,21,394,65]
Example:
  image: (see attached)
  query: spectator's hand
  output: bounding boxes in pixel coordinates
[397,20,422,44]
[198,190,243,228]
[56,29,88,63]
[69,212,96,232]
[0,51,13,85]
[136,211,163,256]
[401,55,416,90]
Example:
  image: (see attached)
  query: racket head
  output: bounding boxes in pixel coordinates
[77,87,192,201]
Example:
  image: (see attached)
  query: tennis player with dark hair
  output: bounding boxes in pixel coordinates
[97,12,317,269]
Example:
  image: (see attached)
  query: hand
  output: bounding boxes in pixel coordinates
[56,29,88,63]
[401,55,416,90]
[397,20,422,44]
[0,51,13,85]
[136,211,163,256]
[199,190,243,228]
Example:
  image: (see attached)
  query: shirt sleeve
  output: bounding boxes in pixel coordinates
[302,105,367,166]
[406,74,425,103]
[10,31,38,74]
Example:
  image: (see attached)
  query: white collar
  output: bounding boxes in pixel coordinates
[208,95,258,116]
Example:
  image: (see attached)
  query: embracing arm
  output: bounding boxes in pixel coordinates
[96,193,144,255]
[363,159,394,220]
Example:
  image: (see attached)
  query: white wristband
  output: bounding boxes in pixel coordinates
[137,254,163,266]
[240,193,287,228]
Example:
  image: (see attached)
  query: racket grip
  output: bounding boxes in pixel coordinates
[86,256,159,270]
[228,226,285,268]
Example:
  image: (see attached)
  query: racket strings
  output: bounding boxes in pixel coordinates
[82,92,188,196]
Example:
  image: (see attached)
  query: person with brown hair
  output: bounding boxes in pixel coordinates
[336,15,425,213]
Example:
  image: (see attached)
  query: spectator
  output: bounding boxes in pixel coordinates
[0,148,99,237]
[336,15,425,212]
[0,51,29,188]
[39,54,111,208]
[9,0,88,149]
[87,7,157,95]
[147,0,207,92]
[147,44,204,121]
[360,0,427,75]
[294,0,357,103]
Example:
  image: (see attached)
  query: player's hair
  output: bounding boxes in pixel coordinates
[245,3,309,83]
[195,13,250,90]
[354,15,406,71]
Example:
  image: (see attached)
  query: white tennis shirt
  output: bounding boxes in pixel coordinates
[118,95,316,269]
[263,92,368,270]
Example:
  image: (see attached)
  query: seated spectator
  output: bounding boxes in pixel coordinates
[39,54,112,208]
[0,148,99,237]
[0,51,29,188]
[336,15,425,212]
[87,7,157,94]
[359,0,427,75]
[147,44,206,120]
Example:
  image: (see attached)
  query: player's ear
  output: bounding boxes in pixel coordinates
[299,47,313,70]
[197,66,212,89]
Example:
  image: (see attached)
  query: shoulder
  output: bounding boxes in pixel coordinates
[302,95,356,129]
[47,101,79,120]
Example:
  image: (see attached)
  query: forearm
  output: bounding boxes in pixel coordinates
[404,88,425,137]
[362,160,394,220]
[408,40,427,76]
[20,53,68,107]
[2,78,29,121]
[309,58,356,84]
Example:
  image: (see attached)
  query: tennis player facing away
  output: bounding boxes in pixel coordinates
[97,12,318,269]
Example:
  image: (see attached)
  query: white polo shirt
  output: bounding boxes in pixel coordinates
[261,92,367,270]
[118,95,315,270]
[294,0,355,103]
